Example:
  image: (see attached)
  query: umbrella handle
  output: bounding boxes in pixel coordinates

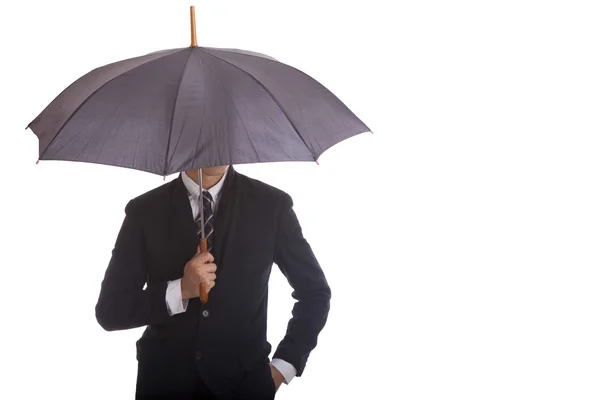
[199,238,209,304]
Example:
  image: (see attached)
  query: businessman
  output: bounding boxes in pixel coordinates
[95,165,331,399]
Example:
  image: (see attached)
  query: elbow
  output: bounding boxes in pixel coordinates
[317,287,331,309]
[324,281,332,300]
[297,280,331,306]
[318,279,332,303]
[95,299,121,332]
[322,287,332,313]
[317,281,332,315]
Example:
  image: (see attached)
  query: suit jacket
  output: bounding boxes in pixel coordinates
[95,167,331,397]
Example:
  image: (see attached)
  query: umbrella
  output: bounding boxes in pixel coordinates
[27,6,371,304]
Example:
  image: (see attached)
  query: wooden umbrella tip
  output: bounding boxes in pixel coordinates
[190,5,198,47]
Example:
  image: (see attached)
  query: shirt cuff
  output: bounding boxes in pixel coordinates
[165,279,189,316]
[270,358,297,384]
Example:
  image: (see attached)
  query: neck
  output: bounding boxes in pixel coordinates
[185,167,227,190]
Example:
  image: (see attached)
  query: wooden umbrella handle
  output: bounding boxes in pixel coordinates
[199,238,209,304]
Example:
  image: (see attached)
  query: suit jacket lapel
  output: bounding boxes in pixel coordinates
[170,173,199,257]
[212,166,240,266]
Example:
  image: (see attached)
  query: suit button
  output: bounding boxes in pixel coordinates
[195,351,202,360]
[202,310,210,318]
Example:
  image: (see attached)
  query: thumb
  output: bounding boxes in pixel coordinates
[196,245,202,255]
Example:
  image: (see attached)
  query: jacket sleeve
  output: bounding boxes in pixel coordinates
[95,201,173,331]
[272,195,331,376]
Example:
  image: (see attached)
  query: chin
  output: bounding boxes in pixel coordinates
[204,166,229,175]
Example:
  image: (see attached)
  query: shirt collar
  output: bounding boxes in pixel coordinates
[182,168,227,201]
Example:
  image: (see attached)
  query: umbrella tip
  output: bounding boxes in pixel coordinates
[315,160,320,166]
[25,125,29,130]
[190,6,198,47]
[36,159,39,165]
[163,175,166,181]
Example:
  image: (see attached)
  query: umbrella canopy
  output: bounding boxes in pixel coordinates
[26,6,370,304]
[27,45,370,176]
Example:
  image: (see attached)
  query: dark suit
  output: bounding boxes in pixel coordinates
[95,167,331,399]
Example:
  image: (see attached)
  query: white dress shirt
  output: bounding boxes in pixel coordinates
[164,170,297,384]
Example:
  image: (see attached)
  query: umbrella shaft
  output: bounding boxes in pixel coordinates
[198,168,205,239]
[198,166,209,305]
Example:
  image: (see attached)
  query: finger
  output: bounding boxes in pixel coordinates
[206,272,216,281]
[205,263,217,273]
[196,252,214,263]
[192,254,211,267]
[196,245,201,255]
[206,282,215,294]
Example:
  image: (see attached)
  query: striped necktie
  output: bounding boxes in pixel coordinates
[196,190,214,252]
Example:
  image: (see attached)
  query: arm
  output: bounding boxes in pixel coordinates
[95,201,174,331]
[272,196,332,377]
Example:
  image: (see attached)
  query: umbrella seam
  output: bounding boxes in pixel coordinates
[201,46,279,62]
[202,48,373,161]
[191,57,208,170]
[38,48,189,161]
[132,108,147,169]
[200,56,261,163]
[198,48,316,161]
[163,48,195,176]
[74,109,121,161]
[50,111,99,157]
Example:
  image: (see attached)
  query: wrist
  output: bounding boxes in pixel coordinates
[180,278,191,300]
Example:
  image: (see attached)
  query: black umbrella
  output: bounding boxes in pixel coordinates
[27,6,371,303]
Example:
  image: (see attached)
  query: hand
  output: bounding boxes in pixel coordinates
[269,364,285,392]
[181,246,217,300]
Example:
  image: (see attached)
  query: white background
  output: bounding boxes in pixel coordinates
[1,1,599,399]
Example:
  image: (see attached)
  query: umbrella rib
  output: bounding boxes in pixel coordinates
[169,113,191,169]
[201,47,279,62]
[191,58,207,169]
[198,48,316,161]
[74,110,121,161]
[39,49,188,161]
[50,112,98,157]
[201,57,260,163]
[163,48,195,176]
[174,58,206,171]
[131,108,148,169]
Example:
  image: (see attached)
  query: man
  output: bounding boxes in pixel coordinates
[95,165,331,399]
